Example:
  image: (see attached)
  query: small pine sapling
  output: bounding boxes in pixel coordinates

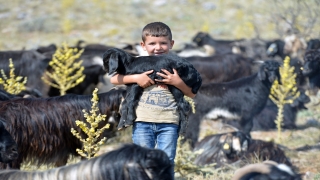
[71,88,110,159]
[42,42,85,95]
[0,58,27,94]
[269,56,300,142]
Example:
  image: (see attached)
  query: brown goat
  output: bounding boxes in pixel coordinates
[0,86,126,169]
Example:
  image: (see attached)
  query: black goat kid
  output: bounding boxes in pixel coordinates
[103,48,202,132]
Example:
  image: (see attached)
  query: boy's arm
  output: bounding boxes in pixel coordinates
[110,70,155,88]
[155,69,196,98]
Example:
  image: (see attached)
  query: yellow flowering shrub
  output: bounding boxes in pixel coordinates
[42,42,85,95]
[269,56,300,142]
[0,58,27,94]
[71,88,109,159]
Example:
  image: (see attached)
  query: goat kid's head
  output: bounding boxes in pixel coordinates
[102,48,133,76]
[258,60,281,83]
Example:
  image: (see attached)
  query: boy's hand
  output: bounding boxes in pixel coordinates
[136,70,155,88]
[155,68,183,86]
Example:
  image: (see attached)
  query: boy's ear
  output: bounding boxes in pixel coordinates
[170,40,175,49]
[140,41,147,51]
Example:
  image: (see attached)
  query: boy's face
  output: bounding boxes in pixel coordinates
[140,36,174,56]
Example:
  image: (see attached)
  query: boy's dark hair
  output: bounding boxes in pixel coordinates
[142,22,172,42]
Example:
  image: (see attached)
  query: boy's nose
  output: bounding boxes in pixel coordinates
[155,44,162,50]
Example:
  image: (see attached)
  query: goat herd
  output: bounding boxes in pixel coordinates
[0,31,319,179]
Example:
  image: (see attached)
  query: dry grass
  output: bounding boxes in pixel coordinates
[1,0,319,51]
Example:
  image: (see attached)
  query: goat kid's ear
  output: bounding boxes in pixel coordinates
[102,51,111,71]
[108,53,119,76]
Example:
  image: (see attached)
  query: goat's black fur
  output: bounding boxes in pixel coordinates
[0,143,173,180]
[102,48,202,132]
[185,60,280,147]
[0,87,126,169]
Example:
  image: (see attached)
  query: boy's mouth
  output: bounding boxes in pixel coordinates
[154,52,164,55]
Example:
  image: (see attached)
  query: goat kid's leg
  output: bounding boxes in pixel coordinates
[126,85,144,127]
[117,99,128,130]
[169,87,192,134]
[117,86,133,130]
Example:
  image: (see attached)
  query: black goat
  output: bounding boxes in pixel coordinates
[232,161,302,180]
[0,89,42,100]
[192,32,243,55]
[231,38,269,60]
[0,87,125,169]
[0,120,18,164]
[252,90,310,131]
[193,131,250,167]
[102,48,202,132]
[266,39,287,60]
[185,54,254,84]
[302,49,320,92]
[193,132,292,168]
[307,39,320,50]
[184,60,280,147]
[0,50,51,97]
[0,143,173,180]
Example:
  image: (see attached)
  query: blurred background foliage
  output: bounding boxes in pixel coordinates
[0,0,319,50]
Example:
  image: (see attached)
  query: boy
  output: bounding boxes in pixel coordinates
[110,22,196,178]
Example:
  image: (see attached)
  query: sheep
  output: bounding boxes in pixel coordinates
[232,160,302,180]
[0,120,18,164]
[0,86,126,169]
[102,48,202,132]
[0,143,173,180]
[184,60,280,147]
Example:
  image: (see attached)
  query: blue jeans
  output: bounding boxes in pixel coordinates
[132,122,179,177]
